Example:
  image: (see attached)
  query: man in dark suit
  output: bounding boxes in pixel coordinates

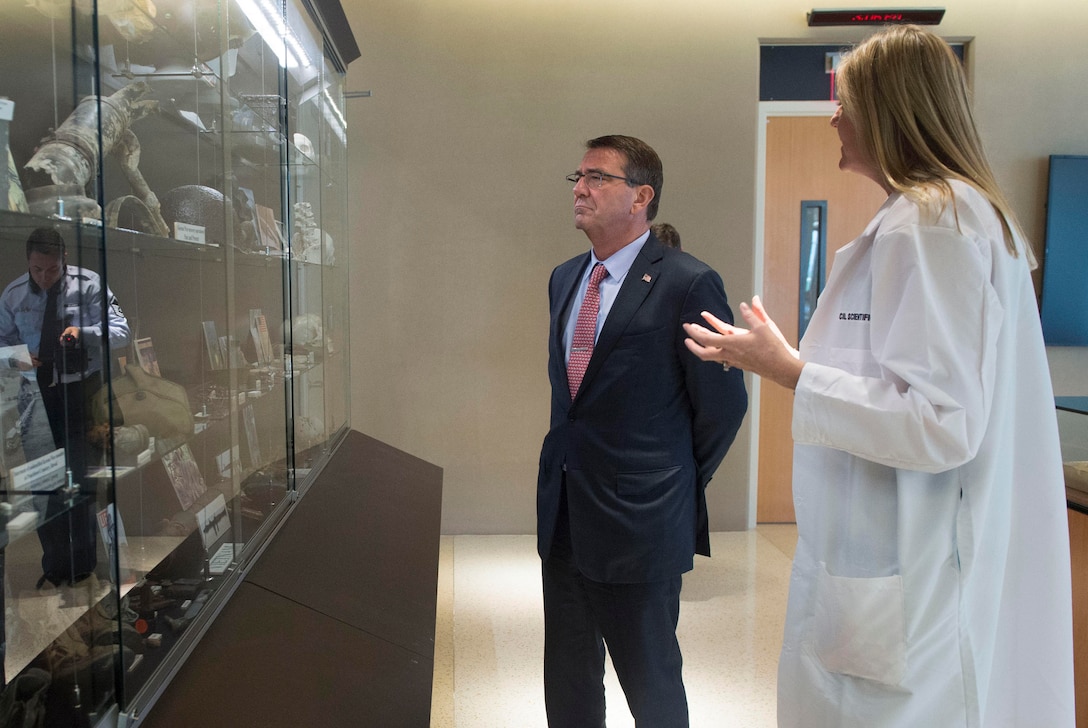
[537,135,748,727]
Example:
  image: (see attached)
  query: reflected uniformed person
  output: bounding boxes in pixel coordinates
[0,227,130,587]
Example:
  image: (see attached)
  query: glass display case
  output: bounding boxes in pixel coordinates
[0,0,353,724]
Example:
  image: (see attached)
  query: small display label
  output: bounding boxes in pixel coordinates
[0,99,13,122]
[208,542,240,575]
[10,448,66,492]
[174,221,207,244]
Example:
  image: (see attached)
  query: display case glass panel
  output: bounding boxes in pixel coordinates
[0,0,352,723]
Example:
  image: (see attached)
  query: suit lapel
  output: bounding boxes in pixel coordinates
[576,235,664,398]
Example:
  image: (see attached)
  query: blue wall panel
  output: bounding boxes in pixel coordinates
[1041,155,1088,346]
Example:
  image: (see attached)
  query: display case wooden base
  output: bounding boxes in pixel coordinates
[139,431,443,728]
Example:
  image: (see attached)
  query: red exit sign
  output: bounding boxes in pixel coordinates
[807,8,945,26]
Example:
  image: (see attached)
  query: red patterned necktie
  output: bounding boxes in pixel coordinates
[567,263,607,399]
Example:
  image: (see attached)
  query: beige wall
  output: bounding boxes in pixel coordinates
[340,0,1088,534]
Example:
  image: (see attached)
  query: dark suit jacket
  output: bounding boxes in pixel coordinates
[537,233,748,584]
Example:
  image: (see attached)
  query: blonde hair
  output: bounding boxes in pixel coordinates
[837,25,1034,266]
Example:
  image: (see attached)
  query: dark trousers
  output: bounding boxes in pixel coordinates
[542,486,688,728]
[36,372,100,584]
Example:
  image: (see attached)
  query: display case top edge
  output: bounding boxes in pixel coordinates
[304,0,360,69]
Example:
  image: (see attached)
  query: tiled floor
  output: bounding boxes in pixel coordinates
[431,525,798,727]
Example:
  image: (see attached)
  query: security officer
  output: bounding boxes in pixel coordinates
[0,227,129,587]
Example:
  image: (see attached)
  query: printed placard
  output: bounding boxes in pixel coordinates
[10,448,66,493]
[174,221,207,244]
[208,541,240,575]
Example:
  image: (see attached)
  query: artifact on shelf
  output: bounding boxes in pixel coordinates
[1,97,29,213]
[91,364,195,442]
[233,94,285,159]
[87,422,150,465]
[109,0,254,70]
[0,667,50,726]
[3,144,28,213]
[293,201,336,264]
[285,312,324,353]
[231,183,262,251]
[160,182,270,251]
[24,81,169,235]
[24,183,98,220]
[106,194,172,234]
[293,132,315,160]
[28,0,159,42]
[100,0,159,41]
[160,184,228,246]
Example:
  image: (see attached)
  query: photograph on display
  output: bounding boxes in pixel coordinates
[96,502,128,548]
[161,442,207,511]
[202,321,224,369]
[196,493,230,549]
[243,402,261,468]
[249,308,273,365]
[257,314,273,363]
[220,334,245,368]
[215,444,241,479]
[134,336,161,376]
[254,204,283,251]
[236,186,261,250]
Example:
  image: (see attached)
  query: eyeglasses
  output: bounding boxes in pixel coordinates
[566,171,633,189]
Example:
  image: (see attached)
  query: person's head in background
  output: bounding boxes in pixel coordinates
[26,227,66,291]
[651,222,681,250]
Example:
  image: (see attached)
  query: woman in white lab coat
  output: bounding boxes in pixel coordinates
[685,25,1075,727]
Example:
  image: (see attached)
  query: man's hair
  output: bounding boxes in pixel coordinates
[586,135,663,221]
[837,25,1028,263]
[26,227,65,259]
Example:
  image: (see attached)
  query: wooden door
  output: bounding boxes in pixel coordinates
[757,114,887,523]
[1069,507,1088,727]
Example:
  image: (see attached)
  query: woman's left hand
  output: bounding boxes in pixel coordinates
[684,296,805,390]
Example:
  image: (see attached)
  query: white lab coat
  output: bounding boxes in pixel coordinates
[778,180,1075,727]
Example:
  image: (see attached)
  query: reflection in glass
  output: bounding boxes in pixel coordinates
[799,200,827,341]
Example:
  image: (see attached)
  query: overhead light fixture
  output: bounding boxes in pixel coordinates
[807,7,945,26]
[235,0,313,69]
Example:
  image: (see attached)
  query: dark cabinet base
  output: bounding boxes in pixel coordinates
[138,430,443,727]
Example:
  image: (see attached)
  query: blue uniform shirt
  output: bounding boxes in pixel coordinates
[0,265,130,384]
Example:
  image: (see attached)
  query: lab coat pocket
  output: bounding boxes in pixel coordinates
[809,563,906,686]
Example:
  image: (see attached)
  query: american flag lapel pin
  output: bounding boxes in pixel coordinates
[642,274,652,283]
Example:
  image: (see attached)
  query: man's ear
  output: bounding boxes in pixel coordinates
[630,184,655,215]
